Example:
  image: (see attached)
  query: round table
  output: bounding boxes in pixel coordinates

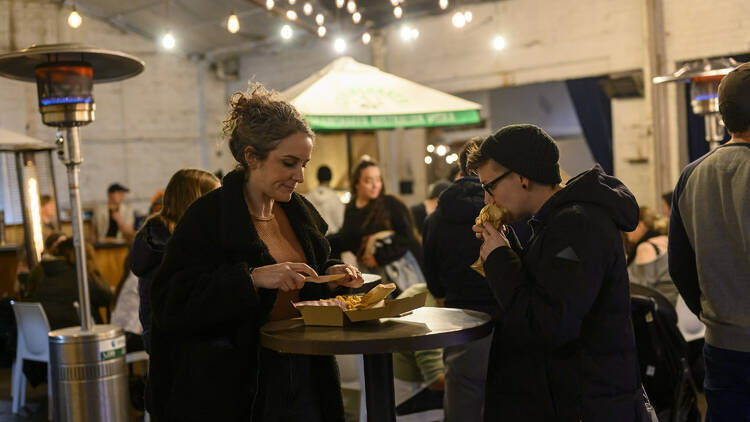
[260,307,493,422]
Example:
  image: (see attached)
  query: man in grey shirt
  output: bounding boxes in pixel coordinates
[669,62,750,421]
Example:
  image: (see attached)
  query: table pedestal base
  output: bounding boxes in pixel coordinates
[363,353,396,422]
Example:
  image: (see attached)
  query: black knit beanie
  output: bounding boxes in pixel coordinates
[479,124,562,184]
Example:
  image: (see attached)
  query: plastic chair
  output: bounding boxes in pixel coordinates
[675,296,705,342]
[10,301,53,421]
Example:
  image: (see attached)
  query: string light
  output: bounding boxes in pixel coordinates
[162,31,176,49]
[336,0,345,8]
[315,13,325,25]
[227,12,240,33]
[493,35,506,51]
[286,10,298,20]
[67,4,82,28]
[334,37,346,53]
[438,0,448,10]
[347,0,357,13]
[390,0,399,5]
[281,24,293,39]
[317,26,327,37]
[362,32,371,44]
[424,156,433,164]
[464,10,472,23]
[451,12,465,28]
[393,6,403,18]
[400,25,418,41]
[303,3,313,15]
[436,145,447,156]
[352,11,361,23]
[426,144,435,153]
[289,0,296,4]
[266,0,275,9]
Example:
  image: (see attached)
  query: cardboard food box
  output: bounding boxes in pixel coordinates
[295,292,427,327]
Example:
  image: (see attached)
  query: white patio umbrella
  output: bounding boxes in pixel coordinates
[282,57,481,130]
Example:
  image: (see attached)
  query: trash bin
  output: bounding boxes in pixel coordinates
[49,325,129,421]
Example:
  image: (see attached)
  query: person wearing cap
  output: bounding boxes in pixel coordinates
[669,62,750,420]
[92,183,135,243]
[468,124,648,421]
[304,165,345,235]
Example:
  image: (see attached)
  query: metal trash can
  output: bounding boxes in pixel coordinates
[49,325,129,421]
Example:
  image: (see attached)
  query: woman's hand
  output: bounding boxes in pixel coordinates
[473,222,509,261]
[326,264,365,289]
[250,262,318,292]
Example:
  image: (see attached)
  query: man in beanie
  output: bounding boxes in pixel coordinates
[468,124,648,421]
[669,62,750,420]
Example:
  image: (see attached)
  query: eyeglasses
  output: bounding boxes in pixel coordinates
[481,170,513,195]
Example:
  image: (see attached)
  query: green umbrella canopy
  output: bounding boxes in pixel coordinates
[282,57,481,130]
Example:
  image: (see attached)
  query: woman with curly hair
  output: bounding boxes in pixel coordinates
[148,83,363,421]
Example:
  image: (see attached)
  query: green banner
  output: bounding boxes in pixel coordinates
[304,109,480,130]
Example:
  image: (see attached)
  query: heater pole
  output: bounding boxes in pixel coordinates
[63,126,94,331]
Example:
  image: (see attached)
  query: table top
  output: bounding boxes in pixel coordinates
[260,307,493,355]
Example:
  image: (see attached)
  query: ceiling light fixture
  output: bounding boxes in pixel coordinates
[352,11,361,23]
[266,0,275,9]
[493,35,506,50]
[451,11,465,28]
[362,32,371,44]
[67,4,82,28]
[347,0,357,13]
[303,3,313,15]
[334,37,346,53]
[281,24,293,39]
[438,0,448,10]
[393,6,403,18]
[315,13,325,25]
[286,10,298,20]
[162,31,176,49]
[317,26,327,37]
[227,12,240,33]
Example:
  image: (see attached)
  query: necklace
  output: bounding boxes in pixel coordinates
[251,213,275,221]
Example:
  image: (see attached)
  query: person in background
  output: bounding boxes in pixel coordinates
[39,194,57,234]
[23,232,67,300]
[304,165,344,234]
[448,164,461,182]
[470,124,647,421]
[330,160,424,292]
[626,206,677,305]
[111,255,144,353]
[669,62,750,421]
[393,283,444,416]
[422,138,498,422]
[33,238,113,330]
[410,180,451,231]
[92,183,134,243]
[135,190,165,231]
[131,168,221,353]
[149,84,362,421]
[661,190,673,218]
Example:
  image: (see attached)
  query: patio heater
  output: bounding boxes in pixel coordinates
[653,57,738,150]
[0,44,143,421]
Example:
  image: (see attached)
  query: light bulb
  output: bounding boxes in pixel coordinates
[393,6,403,18]
[266,0,275,9]
[227,13,240,33]
[347,0,357,13]
[315,13,325,25]
[438,0,448,10]
[390,0,399,5]
[424,156,433,165]
[286,10,298,20]
[336,0,345,8]
[334,37,346,53]
[289,0,296,4]
[317,26,327,37]
[464,10,472,23]
[426,144,435,153]
[352,12,361,23]
[411,28,419,39]
[281,24,293,39]
[451,12,465,28]
[400,25,411,40]
[436,145,447,156]
[303,3,313,15]
[493,35,505,51]
[162,31,176,49]
[67,7,82,28]
[362,32,371,44]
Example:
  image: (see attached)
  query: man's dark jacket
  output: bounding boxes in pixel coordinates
[149,169,345,422]
[131,216,171,353]
[422,176,500,317]
[483,166,648,421]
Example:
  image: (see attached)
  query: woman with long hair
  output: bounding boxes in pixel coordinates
[148,84,363,421]
[130,168,221,353]
[331,160,424,290]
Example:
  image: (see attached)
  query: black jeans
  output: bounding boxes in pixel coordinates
[704,343,750,422]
